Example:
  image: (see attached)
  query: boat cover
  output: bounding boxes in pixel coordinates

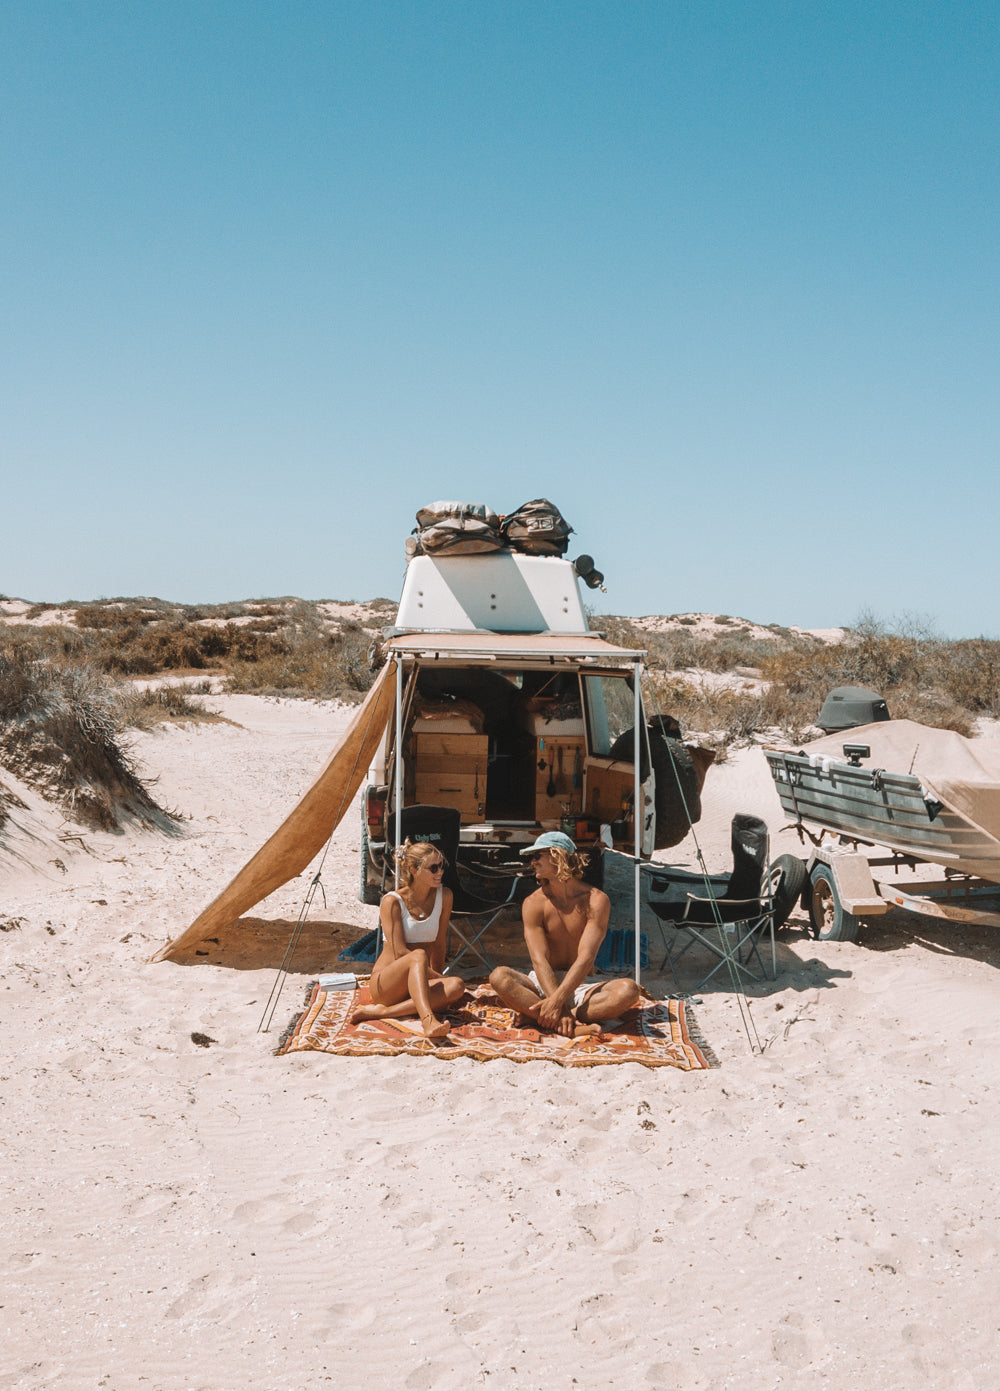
[808,719,1000,848]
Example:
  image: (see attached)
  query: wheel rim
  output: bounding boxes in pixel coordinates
[811,877,836,934]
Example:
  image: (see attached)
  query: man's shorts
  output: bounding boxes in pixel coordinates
[527,970,604,1012]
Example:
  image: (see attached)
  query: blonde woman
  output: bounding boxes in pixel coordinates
[351,840,465,1038]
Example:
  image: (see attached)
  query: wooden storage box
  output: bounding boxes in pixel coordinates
[412,732,487,824]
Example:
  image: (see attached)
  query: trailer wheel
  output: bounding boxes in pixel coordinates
[359,824,382,906]
[768,854,808,928]
[808,863,860,942]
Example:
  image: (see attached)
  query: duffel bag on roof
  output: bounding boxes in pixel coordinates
[413,501,506,556]
[501,498,573,556]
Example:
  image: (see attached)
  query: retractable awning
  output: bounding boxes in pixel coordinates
[386,632,645,663]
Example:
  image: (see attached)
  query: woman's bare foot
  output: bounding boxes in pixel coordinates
[420,1014,451,1039]
[350,1003,388,1024]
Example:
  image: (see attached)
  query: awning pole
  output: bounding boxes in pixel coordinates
[394,658,403,887]
[634,658,642,986]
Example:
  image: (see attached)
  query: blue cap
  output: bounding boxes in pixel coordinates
[519,830,577,857]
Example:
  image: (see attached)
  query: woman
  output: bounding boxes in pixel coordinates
[350,840,465,1038]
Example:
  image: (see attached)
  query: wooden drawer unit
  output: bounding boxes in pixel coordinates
[412,732,487,823]
[534,736,585,821]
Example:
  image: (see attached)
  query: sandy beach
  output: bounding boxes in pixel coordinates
[3,692,999,1390]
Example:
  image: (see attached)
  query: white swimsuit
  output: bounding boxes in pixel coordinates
[383,887,444,945]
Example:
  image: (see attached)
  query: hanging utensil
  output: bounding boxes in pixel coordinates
[546,747,556,798]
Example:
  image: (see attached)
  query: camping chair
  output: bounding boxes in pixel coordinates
[386,804,527,973]
[645,813,777,992]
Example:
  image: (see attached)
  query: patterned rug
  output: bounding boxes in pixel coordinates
[276,980,718,1070]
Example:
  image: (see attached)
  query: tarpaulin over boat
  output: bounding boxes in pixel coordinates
[151,660,397,963]
[808,719,1000,853]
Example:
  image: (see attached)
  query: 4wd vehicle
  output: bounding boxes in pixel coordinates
[359,548,706,902]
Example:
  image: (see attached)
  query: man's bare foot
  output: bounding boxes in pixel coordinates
[420,1014,451,1039]
[350,1003,388,1024]
[572,1020,602,1037]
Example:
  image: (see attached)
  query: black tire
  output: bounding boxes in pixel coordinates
[807,863,861,942]
[607,725,701,850]
[359,823,382,906]
[768,854,808,929]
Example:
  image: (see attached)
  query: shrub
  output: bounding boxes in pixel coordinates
[0,635,179,832]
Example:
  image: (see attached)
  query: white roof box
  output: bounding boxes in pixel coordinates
[396,554,589,634]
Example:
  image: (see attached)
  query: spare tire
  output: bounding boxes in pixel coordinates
[608,724,701,850]
[768,854,808,928]
[581,844,605,889]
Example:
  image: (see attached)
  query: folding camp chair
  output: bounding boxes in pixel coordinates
[386,804,526,973]
[645,813,777,992]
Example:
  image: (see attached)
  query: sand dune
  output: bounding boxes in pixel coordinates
[2,692,999,1389]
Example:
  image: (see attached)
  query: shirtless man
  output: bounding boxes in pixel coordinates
[489,832,641,1037]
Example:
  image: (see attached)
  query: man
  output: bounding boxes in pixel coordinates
[489,831,641,1037]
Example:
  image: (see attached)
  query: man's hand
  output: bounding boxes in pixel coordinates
[530,990,571,1031]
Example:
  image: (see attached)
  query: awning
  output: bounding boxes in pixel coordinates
[386,632,645,663]
[151,658,398,962]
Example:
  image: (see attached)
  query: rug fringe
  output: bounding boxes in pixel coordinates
[680,1000,721,1069]
[273,979,319,1056]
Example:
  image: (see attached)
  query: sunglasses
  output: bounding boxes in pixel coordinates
[425,860,445,873]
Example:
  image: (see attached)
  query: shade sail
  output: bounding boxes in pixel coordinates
[151,659,397,962]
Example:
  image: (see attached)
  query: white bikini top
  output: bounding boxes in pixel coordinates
[383,887,444,945]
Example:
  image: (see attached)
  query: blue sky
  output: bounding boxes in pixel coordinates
[2,2,997,635]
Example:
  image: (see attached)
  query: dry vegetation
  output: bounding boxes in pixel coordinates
[3,594,998,833]
[0,597,393,832]
[597,612,1000,753]
[0,636,180,832]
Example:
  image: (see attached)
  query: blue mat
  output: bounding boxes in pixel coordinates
[339,928,380,964]
[595,928,649,972]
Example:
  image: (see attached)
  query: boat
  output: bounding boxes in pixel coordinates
[765,719,1000,884]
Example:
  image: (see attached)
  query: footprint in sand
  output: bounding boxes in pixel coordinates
[233,1195,288,1226]
[323,1300,377,1333]
[771,1311,828,1369]
[569,1200,641,1254]
[282,1210,326,1236]
[404,1362,455,1391]
[165,1270,234,1321]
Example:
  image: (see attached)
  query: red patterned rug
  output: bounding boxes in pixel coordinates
[276,980,718,1070]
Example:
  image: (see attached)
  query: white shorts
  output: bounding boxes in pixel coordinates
[527,970,603,1011]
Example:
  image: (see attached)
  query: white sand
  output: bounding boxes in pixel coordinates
[2,697,999,1390]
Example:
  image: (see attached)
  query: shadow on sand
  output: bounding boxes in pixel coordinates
[164,917,372,973]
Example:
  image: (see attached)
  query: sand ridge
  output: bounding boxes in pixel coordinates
[2,693,999,1389]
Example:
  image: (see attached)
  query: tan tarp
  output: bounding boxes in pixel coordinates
[809,719,1000,866]
[152,660,397,962]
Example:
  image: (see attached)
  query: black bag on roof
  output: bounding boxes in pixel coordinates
[501,498,573,556]
[413,501,506,556]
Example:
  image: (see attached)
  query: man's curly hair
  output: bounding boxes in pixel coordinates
[546,845,591,882]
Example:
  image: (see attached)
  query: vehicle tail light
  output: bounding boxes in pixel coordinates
[366,788,387,832]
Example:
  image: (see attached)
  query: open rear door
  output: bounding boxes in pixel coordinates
[580,671,655,855]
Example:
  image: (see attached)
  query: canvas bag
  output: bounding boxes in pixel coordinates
[413,501,506,556]
[501,498,573,556]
